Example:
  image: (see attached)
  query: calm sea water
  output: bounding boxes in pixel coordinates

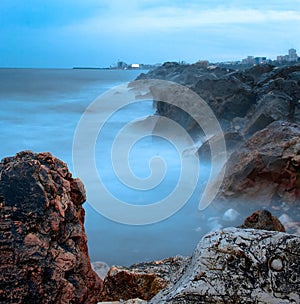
[0,68,237,265]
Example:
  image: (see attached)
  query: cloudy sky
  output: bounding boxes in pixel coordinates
[1,0,300,68]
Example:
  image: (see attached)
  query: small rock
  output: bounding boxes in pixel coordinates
[238,209,285,232]
[222,208,240,222]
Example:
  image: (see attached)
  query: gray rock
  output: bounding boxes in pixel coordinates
[150,228,300,303]
[222,208,240,222]
[244,91,292,135]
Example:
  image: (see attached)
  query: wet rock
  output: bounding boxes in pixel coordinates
[222,208,240,222]
[0,151,102,303]
[215,121,300,206]
[150,227,300,303]
[101,256,188,302]
[238,209,285,232]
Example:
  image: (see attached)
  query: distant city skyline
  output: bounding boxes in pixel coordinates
[0,0,300,68]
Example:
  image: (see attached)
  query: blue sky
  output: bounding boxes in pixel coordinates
[1,0,300,67]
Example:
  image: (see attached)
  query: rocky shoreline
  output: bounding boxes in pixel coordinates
[1,62,300,303]
[0,151,299,303]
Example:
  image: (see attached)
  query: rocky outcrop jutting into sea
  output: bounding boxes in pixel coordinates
[0,151,102,303]
[137,63,300,140]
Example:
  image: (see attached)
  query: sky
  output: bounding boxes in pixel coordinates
[1,0,300,68]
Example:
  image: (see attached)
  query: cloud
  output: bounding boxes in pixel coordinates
[68,6,300,36]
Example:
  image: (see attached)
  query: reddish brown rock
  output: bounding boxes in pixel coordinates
[238,210,286,232]
[101,256,188,301]
[0,151,102,303]
[215,121,300,206]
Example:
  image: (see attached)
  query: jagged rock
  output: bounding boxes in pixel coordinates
[243,91,292,135]
[238,209,285,232]
[215,121,300,206]
[0,151,102,303]
[101,256,188,302]
[150,228,300,303]
[192,76,256,120]
[138,63,300,140]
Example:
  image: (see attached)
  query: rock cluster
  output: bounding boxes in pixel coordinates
[138,63,300,141]
[0,151,102,303]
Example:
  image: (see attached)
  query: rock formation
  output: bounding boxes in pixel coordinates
[137,63,300,139]
[0,151,102,303]
[150,228,300,303]
[215,121,300,207]
[100,256,188,302]
[238,209,285,232]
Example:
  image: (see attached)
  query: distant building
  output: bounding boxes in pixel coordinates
[131,63,140,69]
[241,56,268,65]
[195,60,209,68]
[277,48,298,63]
[241,56,254,65]
[117,61,128,69]
[288,48,298,61]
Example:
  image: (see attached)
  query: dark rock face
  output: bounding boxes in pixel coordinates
[101,256,188,302]
[138,63,300,142]
[215,121,300,206]
[150,228,300,303]
[192,76,256,120]
[244,91,292,135]
[238,209,285,232]
[0,151,102,303]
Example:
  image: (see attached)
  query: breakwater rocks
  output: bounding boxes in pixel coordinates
[0,151,102,303]
[137,62,300,140]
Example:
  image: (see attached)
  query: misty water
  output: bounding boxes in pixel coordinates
[1,68,246,266]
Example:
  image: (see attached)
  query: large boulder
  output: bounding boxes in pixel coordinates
[215,121,300,206]
[0,151,102,303]
[150,228,300,303]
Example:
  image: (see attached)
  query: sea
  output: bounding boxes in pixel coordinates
[0,68,245,266]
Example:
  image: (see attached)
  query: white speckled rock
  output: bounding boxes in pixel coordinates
[150,227,300,304]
